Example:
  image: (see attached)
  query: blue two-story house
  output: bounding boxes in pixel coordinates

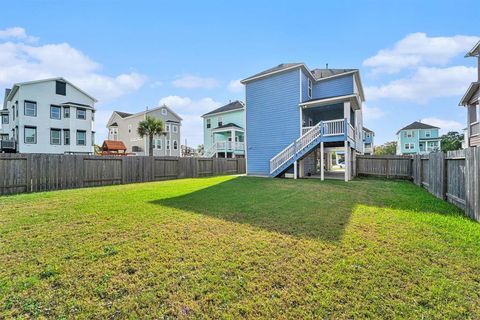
[241,63,365,181]
[396,121,441,155]
[362,127,375,155]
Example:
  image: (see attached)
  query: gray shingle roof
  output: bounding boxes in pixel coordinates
[115,111,133,118]
[397,121,439,134]
[363,127,374,133]
[214,122,244,130]
[202,101,244,117]
[310,68,357,79]
[241,63,303,83]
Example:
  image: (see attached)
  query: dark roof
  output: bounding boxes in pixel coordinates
[466,41,480,57]
[241,63,303,83]
[110,122,118,127]
[397,121,439,134]
[202,100,244,117]
[363,127,374,133]
[115,111,133,118]
[3,88,11,109]
[61,102,93,108]
[311,68,357,79]
[214,123,244,130]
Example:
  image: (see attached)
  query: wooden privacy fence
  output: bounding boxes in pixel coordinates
[356,148,480,222]
[0,154,246,196]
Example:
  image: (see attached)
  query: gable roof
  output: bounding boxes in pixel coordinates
[213,122,244,130]
[465,41,480,57]
[115,111,133,118]
[363,127,374,133]
[397,121,439,134]
[102,140,127,151]
[202,100,245,117]
[459,82,480,106]
[240,63,365,101]
[6,77,97,102]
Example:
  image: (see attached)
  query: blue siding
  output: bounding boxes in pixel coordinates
[312,74,354,99]
[246,69,300,175]
[301,70,310,102]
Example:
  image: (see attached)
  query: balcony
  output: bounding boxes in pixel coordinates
[0,139,16,152]
[301,119,355,141]
[205,141,245,158]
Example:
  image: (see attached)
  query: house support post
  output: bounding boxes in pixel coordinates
[294,160,298,179]
[344,141,349,182]
[320,142,324,181]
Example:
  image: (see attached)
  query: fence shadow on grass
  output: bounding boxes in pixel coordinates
[152,176,363,242]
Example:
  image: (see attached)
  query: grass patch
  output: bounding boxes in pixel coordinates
[1,176,479,318]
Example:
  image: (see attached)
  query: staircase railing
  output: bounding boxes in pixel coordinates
[269,118,348,175]
[205,141,246,158]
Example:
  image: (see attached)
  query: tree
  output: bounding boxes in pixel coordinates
[374,141,397,155]
[440,131,464,152]
[137,116,165,156]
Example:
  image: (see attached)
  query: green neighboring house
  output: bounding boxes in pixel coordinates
[202,101,245,158]
[396,121,441,155]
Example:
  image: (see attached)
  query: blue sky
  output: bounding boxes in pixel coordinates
[0,0,479,147]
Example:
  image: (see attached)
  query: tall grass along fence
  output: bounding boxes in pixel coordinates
[356,147,480,222]
[0,154,246,196]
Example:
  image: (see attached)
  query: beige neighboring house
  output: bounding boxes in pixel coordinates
[106,105,182,156]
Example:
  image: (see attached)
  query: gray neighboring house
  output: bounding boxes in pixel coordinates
[106,105,182,156]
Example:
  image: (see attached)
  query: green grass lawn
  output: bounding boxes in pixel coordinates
[1,176,479,319]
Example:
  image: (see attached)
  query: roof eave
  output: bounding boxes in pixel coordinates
[241,64,315,84]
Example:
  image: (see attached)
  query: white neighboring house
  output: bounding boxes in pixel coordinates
[106,105,182,156]
[0,78,96,154]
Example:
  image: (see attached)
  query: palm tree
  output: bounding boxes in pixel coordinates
[137,116,165,156]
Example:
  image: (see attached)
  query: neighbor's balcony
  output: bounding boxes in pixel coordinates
[301,118,355,141]
[205,141,245,157]
[471,121,480,136]
[0,139,16,151]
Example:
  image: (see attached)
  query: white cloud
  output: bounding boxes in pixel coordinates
[363,33,479,73]
[158,95,222,147]
[227,79,243,93]
[0,28,146,102]
[0,27,38,42]
[172,75,218,89]
[365,66,477,103]
[363,105,385,120]
[421,117,464,134]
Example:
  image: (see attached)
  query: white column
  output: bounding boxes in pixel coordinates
[231,130,235,158]
[299,159,304,178]
[344,101,351,123]
[320,142,324,181]
[344,141,349,182]
[294,160,297,179]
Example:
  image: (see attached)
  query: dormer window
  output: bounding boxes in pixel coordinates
[161,108,167,115]
[308,78,312,98]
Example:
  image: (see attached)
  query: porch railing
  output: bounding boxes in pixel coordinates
[204,141,245,158]
[0,140,16,150]
[324,119,345,136]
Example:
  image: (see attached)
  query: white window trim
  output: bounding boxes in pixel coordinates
[172,125,178,133]
[161,108,167,115]
[173,140,178,150]
[308,78,312,98]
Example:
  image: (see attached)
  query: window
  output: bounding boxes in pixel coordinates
[166,140,170,150]
[91,132,95,146]
[56,81,66,95]
[1,114,8,124]
[173,140,178,150]
[425,130,431,137]
[12,106,15,120]
[92,111,95,121]
[404,143,414,150]
[77,108,86,120]
[406,131,414,138]
[166,124,170,132]
[24,101,37,117]
[64,129,70,145]
[161,108,167,115]
[308,78,312,98]
[173,125,178,133]
[64,107,70,118]
[50,105,61,119]
[218,117,223,126]
[154,139,162,149]
[50,129,61,145]
[128,124,132,133]
[76,130,86,145]
[24,126,37,144]
[206,119,211,128]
